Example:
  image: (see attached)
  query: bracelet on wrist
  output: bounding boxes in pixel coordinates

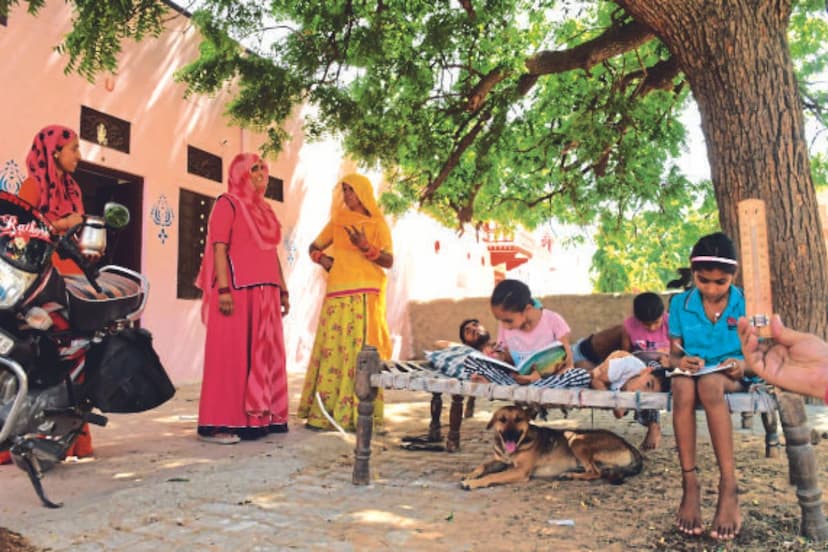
[217,286,231,295]
[280,289,289,297]
[310,249,324,263]
[364,245,381,261]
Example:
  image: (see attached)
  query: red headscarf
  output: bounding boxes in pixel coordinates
[25,125,84,220]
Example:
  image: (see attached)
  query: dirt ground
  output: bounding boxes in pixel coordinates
[2,373,828,551]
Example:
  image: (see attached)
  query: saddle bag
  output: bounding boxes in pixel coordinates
[86,328,175,413]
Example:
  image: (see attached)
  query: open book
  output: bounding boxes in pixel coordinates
[466,343,567,376]
[668,361,736,378]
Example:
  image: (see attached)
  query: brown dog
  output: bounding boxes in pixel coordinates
[461,405,643,490]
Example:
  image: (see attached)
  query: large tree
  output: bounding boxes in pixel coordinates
[3,0,826,333]
[617,1,828,336]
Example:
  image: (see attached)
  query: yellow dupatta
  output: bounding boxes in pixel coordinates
[312,173,393,297]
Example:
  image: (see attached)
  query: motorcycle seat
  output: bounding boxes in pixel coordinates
[64,268,145,331]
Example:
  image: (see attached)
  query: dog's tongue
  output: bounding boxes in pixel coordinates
[504,441,517,454]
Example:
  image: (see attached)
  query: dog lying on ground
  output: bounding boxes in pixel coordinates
[460,405,643,490]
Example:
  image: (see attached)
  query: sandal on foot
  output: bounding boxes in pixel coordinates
[198,433,240,445]
[401,433,442,444]
[400,442,446,452]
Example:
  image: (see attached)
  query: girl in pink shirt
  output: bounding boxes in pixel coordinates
[491,279,575,375]
[621,292,670,353]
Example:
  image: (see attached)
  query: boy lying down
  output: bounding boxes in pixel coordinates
[589,350,669,450]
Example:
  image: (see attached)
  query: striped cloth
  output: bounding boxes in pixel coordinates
[530,367,592,389]
[425,345,477,378]
[461,355,592,389]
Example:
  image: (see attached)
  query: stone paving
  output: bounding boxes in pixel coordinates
[2,372,827,551]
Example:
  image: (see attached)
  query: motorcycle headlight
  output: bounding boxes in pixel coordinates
[0,260,37,309]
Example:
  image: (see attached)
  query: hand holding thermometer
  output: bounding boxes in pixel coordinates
[738,199,773,341]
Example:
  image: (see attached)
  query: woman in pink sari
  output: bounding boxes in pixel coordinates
[195,153,290,444]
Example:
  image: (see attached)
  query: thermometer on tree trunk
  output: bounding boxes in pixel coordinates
[737,199,773,340]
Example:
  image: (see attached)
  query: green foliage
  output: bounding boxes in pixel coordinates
[813,151,828,189]
[0,0,44,17]
[173,0,693,233]
[590,175,719,293]
[790,0,828,139]
[7,0,826,290]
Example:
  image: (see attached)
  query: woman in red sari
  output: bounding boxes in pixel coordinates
[195,153,290,443]
[2,125,93,464]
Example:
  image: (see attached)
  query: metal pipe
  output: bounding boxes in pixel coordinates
[0,356,28,444]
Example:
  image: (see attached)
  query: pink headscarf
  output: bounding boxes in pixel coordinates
[195,153,282,323]
[225,153,281,250]
[25,125,84,220]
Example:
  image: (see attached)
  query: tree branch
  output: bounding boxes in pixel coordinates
[470,20,656,110]
[466,68,506,112]
[621,57,682,97]
[421,111,491,202]
[525,20,655,76]
[458,0,476,19]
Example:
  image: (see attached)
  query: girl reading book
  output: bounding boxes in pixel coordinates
[667,232,751,541]
[464,279,590,389]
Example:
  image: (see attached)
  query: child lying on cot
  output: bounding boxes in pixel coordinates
[589,350,669,450]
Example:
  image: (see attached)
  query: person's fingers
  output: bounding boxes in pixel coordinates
[769,314,799,346]
[737,316,751,340]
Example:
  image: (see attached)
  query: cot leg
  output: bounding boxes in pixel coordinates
[353,346,380,485]
[464,397,476,418]
[428,393,443,442]
[776,392,828,540]
[762,410,781,458]
[446,394,464,453]
[741,411,754,430]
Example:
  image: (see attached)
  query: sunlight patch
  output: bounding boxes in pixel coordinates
[348,509,416,527]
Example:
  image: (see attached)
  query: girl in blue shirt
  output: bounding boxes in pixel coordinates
[668,232,751,541]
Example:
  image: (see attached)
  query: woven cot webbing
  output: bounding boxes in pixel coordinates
[372,361,778,413]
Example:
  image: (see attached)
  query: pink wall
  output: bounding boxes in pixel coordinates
[0,2,504,382]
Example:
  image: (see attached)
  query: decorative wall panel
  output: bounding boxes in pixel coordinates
[80,106,131,153]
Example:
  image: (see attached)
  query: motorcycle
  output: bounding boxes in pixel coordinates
[0,191,174,508]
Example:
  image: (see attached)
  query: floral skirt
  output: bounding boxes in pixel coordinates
[298,293,387,431]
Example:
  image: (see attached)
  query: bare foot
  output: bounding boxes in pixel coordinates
[676,470,703,536]
[710,480,741,540]
[612,407,627,419]
[641,423,661,451]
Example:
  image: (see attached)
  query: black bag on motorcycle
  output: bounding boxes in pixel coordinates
[85,328,175,413]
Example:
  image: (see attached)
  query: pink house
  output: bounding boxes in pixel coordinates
[0,1,529,382]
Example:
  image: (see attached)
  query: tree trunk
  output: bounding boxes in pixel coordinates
[619,0,828,337]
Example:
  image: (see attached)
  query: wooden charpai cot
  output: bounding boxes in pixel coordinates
[351,346,828,541]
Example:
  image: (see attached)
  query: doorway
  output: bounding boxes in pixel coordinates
[73,161,143,272]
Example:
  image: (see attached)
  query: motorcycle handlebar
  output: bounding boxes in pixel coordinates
[54,223,103,293]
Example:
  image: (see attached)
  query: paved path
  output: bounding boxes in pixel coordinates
[2,373,827,551]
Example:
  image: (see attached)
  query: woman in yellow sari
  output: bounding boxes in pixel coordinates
[298,174,393,431]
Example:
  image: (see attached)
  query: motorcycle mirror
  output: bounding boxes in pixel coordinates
[103,202,130,229]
